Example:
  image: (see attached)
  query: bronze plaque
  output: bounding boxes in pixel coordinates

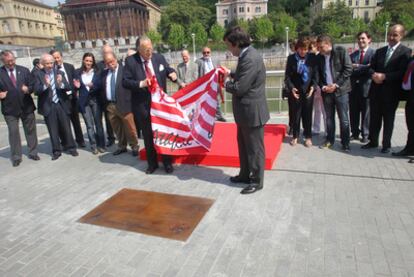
[78,188,214,241]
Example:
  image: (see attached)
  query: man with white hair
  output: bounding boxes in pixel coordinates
[33,53,78,160]
[176,49,199,89]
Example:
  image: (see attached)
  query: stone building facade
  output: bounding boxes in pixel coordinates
[216,0,268,27]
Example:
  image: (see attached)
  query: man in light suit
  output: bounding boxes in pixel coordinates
[196,47,226,122]
[222,26,270,194]
[0,50,39,167]
[123,36,177,174]
[176,50,199,89]
[349,31,375,143]
[362,24,412,154]
[33,54,78,160]
[101,52,139,156]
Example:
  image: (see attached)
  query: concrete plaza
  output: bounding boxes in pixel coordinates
[0,112,413,277]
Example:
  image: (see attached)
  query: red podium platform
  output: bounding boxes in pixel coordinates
[139,122,286,170]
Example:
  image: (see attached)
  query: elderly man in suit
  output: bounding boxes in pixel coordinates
[362,24,412,154]
[316,35,353,152]
[0,50,39,167]
[33,53,78,160]
[349,31,375,143]
[123,36,177,174]
[176,50,199,89]
[50,49,85,148]
[196,46,226,122]
[222,26,270,194]
[101,52,139,156]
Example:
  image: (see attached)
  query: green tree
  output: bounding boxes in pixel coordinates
[311,2,353,37]
[167,23,186,50]
[146,30,162,47]
[271,12,298,43]
[369,11,392,39]
[250,16,274,45]
[209,23,225,43]
[349,18,369,38]
[227,18,249,32]
[189,22,208,47]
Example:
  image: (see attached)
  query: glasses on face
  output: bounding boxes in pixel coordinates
[203,51,210,54]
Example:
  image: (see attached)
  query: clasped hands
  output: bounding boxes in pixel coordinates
[292,86,314,99]
[372,72,385,84]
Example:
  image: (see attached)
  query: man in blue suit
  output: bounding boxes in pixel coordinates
[349,31,375,143]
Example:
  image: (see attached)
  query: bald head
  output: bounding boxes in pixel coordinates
[40,53,55,72]
[102,44,113,56]
[388,24,405,47]
[104,52,118,71]
[181,49,190,63]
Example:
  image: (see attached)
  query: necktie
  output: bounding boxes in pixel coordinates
[385,47,394,66]
[359,50,365,64]
[9,68,16,87]
[110,70,116,101]
[144,60,153,79]
[49,72,58,103]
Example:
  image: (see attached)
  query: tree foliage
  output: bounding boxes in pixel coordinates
[209,23,225,43]
[167,23,186,50]
[270,12,298,43]
[146,30,162,47]
[189,22,208,47]
[250,16,274,43]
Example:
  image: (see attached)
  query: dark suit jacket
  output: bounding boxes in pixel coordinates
[285,53,318,95]
[317,46,353,96]
[100,64,132,115]
[74,68,102,114]
[59,62,76,96]
[122,52,176,119]
[225,46,270,127]
[368,44,412,101]
[33,68,71,117]
[0,65,35,117]
[350,47,375,98]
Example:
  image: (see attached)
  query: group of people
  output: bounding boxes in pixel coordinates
[285,24,414,162]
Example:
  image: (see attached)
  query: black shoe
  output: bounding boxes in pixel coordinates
[381,147,390,154]
[28,154,40,161]
[131,146,140,157]
[52,152,61,160]
[408,159,414,164]
[229,175,250,184]
[12,160,22,167]
[216,117,227,122]
[240,184,263,194]
[360,137,369,143]
[342,145,350,152]
[350,135,359,141]
[361,142,378,149]
[392,149,414,157]
[69,150,79,157]
[106,140,115,147]
[164,164,174,174]
[77,142,86,148]
[145,165,158,174]
[113,148,127,156]
[92,148,99,155]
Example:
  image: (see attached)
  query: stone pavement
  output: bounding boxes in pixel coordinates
[0,112,414,277]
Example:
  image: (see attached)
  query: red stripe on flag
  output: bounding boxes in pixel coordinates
[172,69,216,100]
[151,116,191,132]
[151,102,184,117]
[191,130,211,148]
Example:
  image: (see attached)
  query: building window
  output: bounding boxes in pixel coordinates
[255,6,261,13]
[365,0,369,5]
[2,21,10,33]
[222,9,228,15]
[224,19,228,27]
[364,11,369,22]
[247,7,250,12]
[239,7,244,13]
[348,0,352,5]
[356,0,359,6]
[233,7,236,13]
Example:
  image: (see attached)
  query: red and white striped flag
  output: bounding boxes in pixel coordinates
[148,68,225,155]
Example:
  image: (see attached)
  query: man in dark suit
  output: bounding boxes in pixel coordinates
[362,24,412,153]
[400,57,414,161]
[350,31,375,143]
[123,36,177,174]
[0,50,39,167]
[33,53,79,160]
[196,46,226,122]
[316,35,353,151]
[101,52,139,156]
[222,26,270,194]
[50,49,85,148]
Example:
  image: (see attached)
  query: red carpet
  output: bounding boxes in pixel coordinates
[139,122,286,170]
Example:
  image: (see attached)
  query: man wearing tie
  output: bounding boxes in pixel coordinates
[196,47,226,122]
[101,52,139,156]
[0,50,39,167]
[33,54,79,160]
[123,36,177,174]
[362,24,412,153]
[50,49,85,148]
[176,50,199,89]
[349,31,375,143]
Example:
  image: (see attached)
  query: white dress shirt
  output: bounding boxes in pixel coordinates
[324,54,334,85]
[81,69,94,91]
[139,56,155,88]
[106,66,119,101]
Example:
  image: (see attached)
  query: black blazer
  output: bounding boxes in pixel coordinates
[122,52,176,118]
[0,65,35,117]
[33,68,71,117]
[317,46,353,96]
[285,53,318,95]
[368,44,412,101]
[101,64,132,115]
[74,68,102,113]
[59,62,76,96]
[350,47,375,98]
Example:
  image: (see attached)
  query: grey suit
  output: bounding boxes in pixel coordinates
[225,46,270,186]
[176,61,199,88]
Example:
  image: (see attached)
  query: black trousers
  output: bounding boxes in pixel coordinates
[369,96,399,148]
[349,89,370,139]
[291,94,314,139]
[323,93,350,146]
[403,92,414,152]
[4,112,38,162]
[133,109,171,168]
[237,124,265,186]
[69,97,84,145]
[44,102,76,154]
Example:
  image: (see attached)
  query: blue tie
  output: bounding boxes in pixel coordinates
[50,72,58,103]
[110,70,116,101]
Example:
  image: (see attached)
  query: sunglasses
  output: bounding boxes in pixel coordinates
[203,51,210,54]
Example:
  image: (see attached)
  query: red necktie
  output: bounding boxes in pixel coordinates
[9,68,16,87]
[403,61,414,84]
[144,60,153,79]
[359,50,364,64]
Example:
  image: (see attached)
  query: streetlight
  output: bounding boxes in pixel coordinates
[384,21,390,45]
[191,33,196,61]
[285,27,289,57]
